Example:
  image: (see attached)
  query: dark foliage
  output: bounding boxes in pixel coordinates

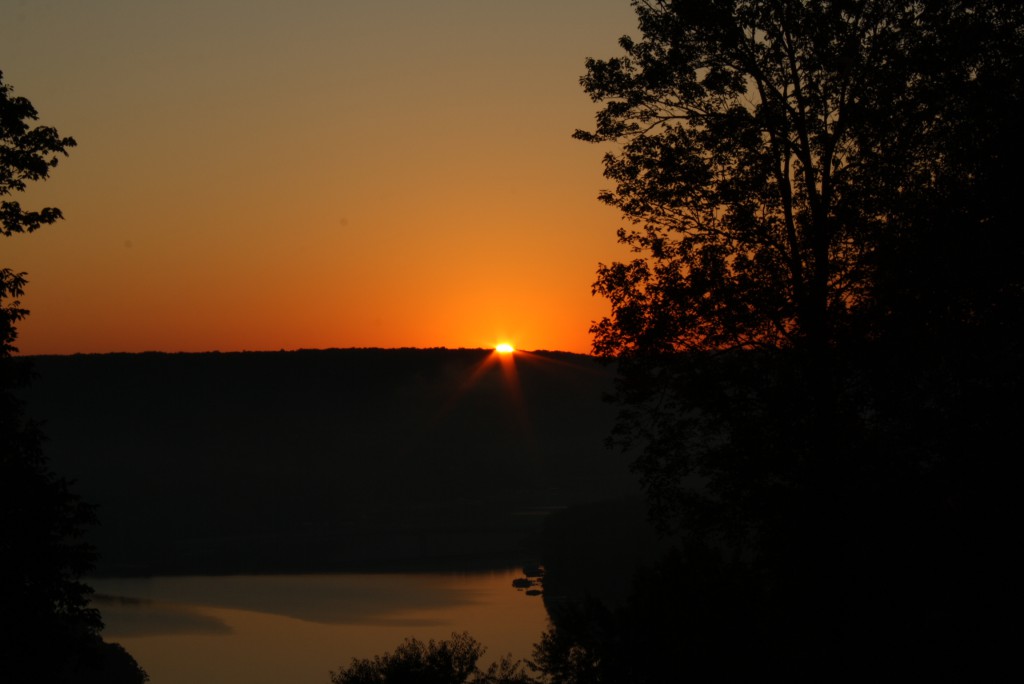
[1,69,147,683]
[0,70,75,237]
[545,0,1024,678]
[330,632,536,684]
[534,546,775,683]
[584,0,1024,357]
[1,308,151,684]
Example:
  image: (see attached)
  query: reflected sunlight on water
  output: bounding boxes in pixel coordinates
[91,570,549,684]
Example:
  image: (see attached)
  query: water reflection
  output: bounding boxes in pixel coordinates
[90,570,548,684]
[92,594,232,636]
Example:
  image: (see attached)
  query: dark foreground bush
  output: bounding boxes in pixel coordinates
[330,632,536,684]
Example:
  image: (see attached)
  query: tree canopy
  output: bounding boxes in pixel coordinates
[571,0,1023,674]
[583,0,1024,356]
[1,70,76,238]
[580,0,1024,539]
[1,69,146,683]
[330,632,536,684]
[1,68,76,359]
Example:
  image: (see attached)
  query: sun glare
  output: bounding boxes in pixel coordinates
[495,343,516,354]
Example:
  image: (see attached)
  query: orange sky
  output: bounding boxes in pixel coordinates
[1,1,636,355]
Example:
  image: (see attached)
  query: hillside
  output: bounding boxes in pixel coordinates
[21,348,637,575]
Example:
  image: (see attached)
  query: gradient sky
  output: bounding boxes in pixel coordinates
[1,0,638,355]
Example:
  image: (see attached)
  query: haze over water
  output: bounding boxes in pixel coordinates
[92,571,548,684]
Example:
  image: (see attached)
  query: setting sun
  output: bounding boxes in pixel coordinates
[495,343,516,354]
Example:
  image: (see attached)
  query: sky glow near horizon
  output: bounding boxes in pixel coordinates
[1,0,637,355]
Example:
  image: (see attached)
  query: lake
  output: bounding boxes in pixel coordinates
[90,570,549,684]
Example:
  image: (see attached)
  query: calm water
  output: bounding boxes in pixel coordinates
[90,570,549,684]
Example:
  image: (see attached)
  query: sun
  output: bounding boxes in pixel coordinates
[495,343,516,354]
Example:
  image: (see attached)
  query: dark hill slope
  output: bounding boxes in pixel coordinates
[21,348,635,574]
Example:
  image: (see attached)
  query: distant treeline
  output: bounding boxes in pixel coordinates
[21,348,637,575]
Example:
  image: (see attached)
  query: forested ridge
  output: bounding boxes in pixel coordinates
[21,348,635,575]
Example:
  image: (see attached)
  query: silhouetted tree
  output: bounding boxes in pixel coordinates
[330,632,537,684]
[533,546,779,683]
[584,0,1024,356]
[572,0,1023,675]
[1,69,147,683]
